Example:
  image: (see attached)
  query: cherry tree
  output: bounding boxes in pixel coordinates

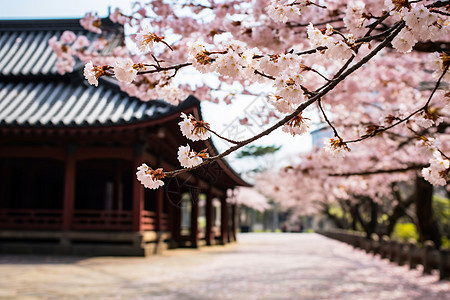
[50,0,449,198]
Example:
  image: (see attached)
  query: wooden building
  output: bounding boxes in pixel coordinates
[0,19,247,256]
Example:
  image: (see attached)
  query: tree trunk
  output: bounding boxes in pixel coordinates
[321,204,346,229]
[415,176,441,248]
[385,196,414,237]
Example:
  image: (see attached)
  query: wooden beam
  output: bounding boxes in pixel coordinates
[0,146,65,160]
[76,147,134,160]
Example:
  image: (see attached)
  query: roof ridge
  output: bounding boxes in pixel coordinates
[0,18,117,32]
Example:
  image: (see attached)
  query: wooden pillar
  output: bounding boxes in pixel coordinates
[205,188,213,246]
[167,190,174,245]
[231,204,237,242]
[220,197,228,244]
[113,161,123,210]
[156,187,164,231]
[191,191,199,248]
[132,143,145,232]
[62,145,76,230]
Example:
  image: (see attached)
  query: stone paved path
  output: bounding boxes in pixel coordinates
[0,233,448,299]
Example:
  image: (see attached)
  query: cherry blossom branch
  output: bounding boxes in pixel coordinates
[207,128,241,145]
[344,64,449,144]
[287,18,343,28]
[137,62,192,75]
[328,164,427,177]
[317,98,341,138]
[426,0,450,8]
[164,22,406,178]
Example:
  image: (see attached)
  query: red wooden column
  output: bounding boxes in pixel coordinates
[191,191,199,248]
[62,146,76,230]
[220,197,229,245]
[205,188,213,246]
[132,143,145,232]
[156,187,164,231]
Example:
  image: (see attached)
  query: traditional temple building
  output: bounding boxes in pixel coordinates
[0,19,248,256]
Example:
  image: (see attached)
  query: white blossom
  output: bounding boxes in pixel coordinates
[392,28,417,53]
[422,151,449,186]
[136,164,165,189]
[266,1,301,23]
[135,25,159,53]
[326,41,355,60]
[324,138,351,158]
[114,58,138,83]
[178,113,211,141]
[83,61,99,86]
[177,144,207,168]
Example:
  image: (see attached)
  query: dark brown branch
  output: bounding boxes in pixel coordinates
[137,62,192,75]
[317,99,340,138]
[344,64,449,144]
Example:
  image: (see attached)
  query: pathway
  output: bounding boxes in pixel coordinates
[0,233,448,299]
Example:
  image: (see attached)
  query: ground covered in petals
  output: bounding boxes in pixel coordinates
[0,233,448,299]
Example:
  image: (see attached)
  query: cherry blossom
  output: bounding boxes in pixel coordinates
[282,113,310,136]
[324,138,351,158]
[83,61,102,87]
[266,0,301,24]
[178,113,211,142]
[79,12,101,34]
[177,144,209,168]
[114,58,139,83]
[421,151,450,186]
[135,163,165,189]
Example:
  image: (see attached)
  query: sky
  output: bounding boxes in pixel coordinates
[0,0,314,177]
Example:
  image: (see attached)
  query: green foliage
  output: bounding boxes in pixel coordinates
[236,145,281,158]
[391,223,419,242]
[442,237,450,249]
[433,195,450,237]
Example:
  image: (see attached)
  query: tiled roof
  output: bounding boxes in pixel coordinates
[0,81,183,127]
[0,19,122,77]
[0,18,190,128]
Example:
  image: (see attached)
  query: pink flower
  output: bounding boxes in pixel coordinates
[178,113,211,141]
[177,144,208,168]
[83,61,104,87]
[80,12,102,34]
[136,164,165,189]
[114,58,138,83]
[60,31,76,44]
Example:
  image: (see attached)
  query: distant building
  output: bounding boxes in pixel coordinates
[310,126,333,149]
[0,19,248,256]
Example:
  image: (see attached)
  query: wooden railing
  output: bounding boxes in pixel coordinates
[72,210,133,231]
[318,229,450,281]
[0,209,62,229]
[141,210,156,231]
[0,209,168,232]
